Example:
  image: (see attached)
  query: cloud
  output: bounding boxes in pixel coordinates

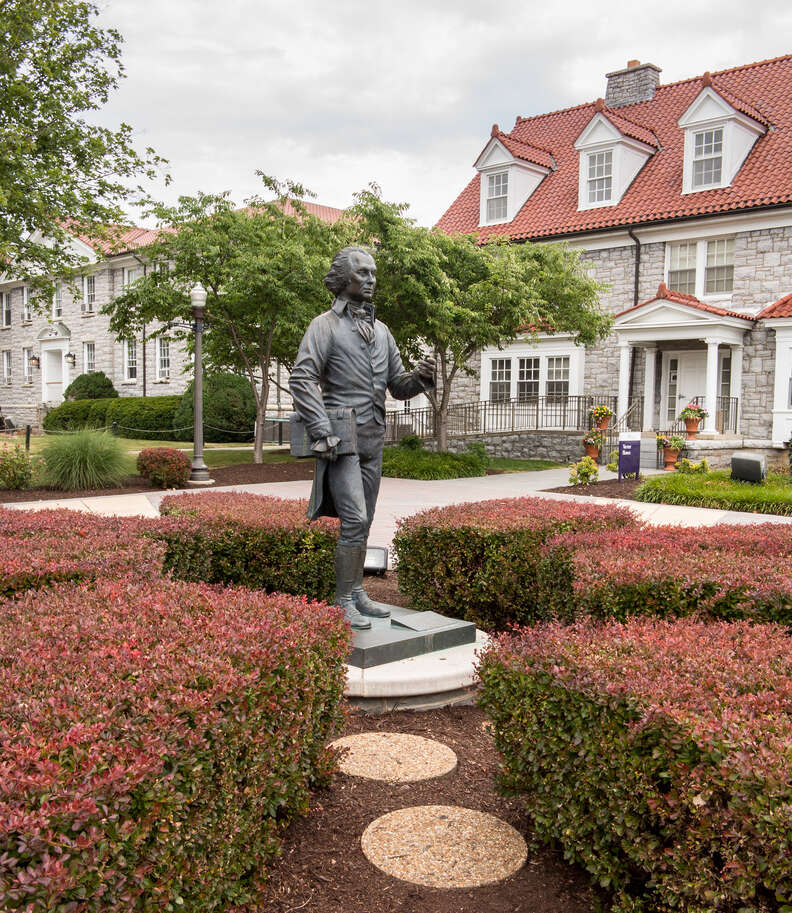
[96,0,792,226]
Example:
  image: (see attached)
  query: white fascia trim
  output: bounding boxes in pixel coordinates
[761,317,792,329]
[561,206,792,252]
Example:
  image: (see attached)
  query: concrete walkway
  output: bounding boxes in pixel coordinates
[7,466,792,543]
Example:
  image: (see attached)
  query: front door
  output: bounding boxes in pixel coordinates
[662,352,706,425]
[42,348,64,404]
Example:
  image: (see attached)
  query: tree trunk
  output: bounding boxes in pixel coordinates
[253,398,266,464]
[436,410,448,451]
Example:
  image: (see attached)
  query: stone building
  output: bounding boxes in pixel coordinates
[436,54,792,464]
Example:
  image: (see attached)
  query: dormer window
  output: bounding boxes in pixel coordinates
[692,128,723,188]
[587,151,613,203]
[487,172,508,222]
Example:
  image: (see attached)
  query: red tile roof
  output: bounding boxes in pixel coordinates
[482,129,556,170]
[437,54,792,241]
[75,200,347,256]
[615,282,757,321]
[758,292,792,319]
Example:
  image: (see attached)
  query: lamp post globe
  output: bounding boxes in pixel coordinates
[188,282,213,485]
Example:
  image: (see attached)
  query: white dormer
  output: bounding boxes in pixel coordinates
[678,83,766,194]
[475,127,552,226]
[574,110,655,211]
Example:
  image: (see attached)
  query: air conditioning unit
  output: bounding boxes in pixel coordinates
[730,451,766,483]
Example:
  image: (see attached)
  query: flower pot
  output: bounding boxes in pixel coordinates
[584,444,599,460]
[663,447,680,470]
[684,417,701,439]
[595,417,611,431]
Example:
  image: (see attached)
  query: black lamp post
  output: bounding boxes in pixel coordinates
[188,283,213,485]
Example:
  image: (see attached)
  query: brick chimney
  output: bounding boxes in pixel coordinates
[605,60,661,107]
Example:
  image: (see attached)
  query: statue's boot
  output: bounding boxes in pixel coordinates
[335,544,371,629]
[352,545,391,618]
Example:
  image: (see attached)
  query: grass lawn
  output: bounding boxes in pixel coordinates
[488,457,563,472]
[635,469,792,515]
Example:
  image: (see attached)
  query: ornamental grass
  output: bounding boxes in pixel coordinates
[635,469,792,515]
[479,618,792,913]
[0,577,349,911]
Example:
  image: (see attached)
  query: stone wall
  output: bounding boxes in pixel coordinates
[427,429,584,463]
[684,439,788,471]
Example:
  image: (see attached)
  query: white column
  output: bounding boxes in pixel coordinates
[641,347,656,431]
[704,338,719,433]
[730,343,743,435]
[617,338,631,421]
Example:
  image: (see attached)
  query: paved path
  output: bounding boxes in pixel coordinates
[7,467,792,544]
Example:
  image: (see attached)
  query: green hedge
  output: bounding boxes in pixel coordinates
[173,373,256,443]
[479,619,792,913]
[393,497,639,631]
[1,576,349,911]
[43,395,182,439]
[157,491,338,601]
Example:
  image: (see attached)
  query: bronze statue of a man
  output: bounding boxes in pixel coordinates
[290,246,435,629]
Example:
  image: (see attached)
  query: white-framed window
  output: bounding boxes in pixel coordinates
[123,338,137,381]
[587,150,613,204]
[692,127,723,189]
[83,341,96,374]
[22,347,32,384]
[720,353,732,400]
[517,357,540,400]
[52,283,62,318]
[82,275,96,313]
[157,337,170,380]
[482,341,582,403]
[22,287,32,322]
[2,350,11,385]
[546,356,570,398]
[124,265,144,287]
[486,171,508,222]
[666,237,735,298]
[668,242,697,295]
[1,294,11,328]
[489,357,512,401]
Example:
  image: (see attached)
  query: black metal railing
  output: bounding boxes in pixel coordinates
[666,395,739,434]
[383,394,619,444]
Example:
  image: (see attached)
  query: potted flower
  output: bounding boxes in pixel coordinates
[589,404,614,430]
[582,428,604,460]
[678,403,708,439]
[656,433,685,470]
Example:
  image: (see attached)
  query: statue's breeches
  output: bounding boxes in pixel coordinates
[325,421,385,546]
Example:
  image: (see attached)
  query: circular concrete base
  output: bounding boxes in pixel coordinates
[361,805,527,888]
[345,631,488,712]
[331,732,457,782]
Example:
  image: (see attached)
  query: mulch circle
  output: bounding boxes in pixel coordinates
[544,477,643,500]
[259,705,598,913]
[331,732,458,782]
[361,804,528,889]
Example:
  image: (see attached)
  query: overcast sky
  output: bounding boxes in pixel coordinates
[96,0,792,228]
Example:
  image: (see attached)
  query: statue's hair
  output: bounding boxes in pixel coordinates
[324,246,374,296]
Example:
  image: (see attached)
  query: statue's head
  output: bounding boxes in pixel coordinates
[324,246,377,303]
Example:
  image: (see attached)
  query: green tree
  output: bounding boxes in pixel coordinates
[352,188,612,450]
[0,0,165,295]
[103,178,354,462]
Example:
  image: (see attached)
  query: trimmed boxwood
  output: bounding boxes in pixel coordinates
[393,497,639,631]
[43,394,182,438]
[0,576,349,911]
[158,491,338,600]
[172,372,256,443]
[479,618,792,913]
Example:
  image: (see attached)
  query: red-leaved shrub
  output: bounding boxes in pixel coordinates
[393,496,640,630]
[544,522,792,624]
[0,508,163,597]
[0,577,349,911]
[158,491,338,600]
[137,446,191,488]
[479,618,792,912]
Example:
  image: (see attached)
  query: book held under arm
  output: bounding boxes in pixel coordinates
[289,408,358,458]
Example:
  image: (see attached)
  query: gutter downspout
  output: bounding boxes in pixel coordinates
[625,227,642,424]
[131,253,147,397]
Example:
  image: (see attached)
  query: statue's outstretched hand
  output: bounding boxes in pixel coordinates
[415,357,436,381]
[311,435,341,462]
